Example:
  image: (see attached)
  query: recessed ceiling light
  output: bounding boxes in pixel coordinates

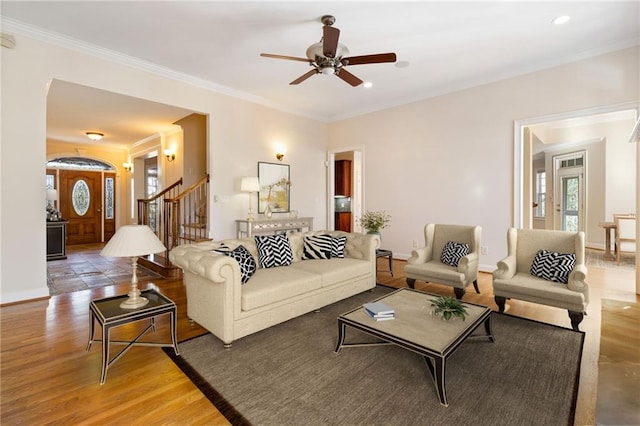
[363,81,373,88]
[552,15,570,25]
[395,61,410,68]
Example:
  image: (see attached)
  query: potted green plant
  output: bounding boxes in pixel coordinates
[430,296,468,321]
[358,210,391,234]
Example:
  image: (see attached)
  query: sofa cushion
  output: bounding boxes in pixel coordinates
[241,267,321,311]
[331,235,347,258]
[214,244,256,284]
[289,258,370,287]
[255,234,293,268]
[440,241,469,266]
[302,234,333,260]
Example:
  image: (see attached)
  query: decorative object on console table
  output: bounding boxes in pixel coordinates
[100,225,166,309]
[235,217,313,239]
[46,220,68,260]
[240,176,260,221]
[258,161,291,214]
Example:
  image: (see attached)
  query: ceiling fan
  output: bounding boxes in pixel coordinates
[260,15,397,87]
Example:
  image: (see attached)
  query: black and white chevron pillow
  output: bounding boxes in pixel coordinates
[530,250,575,283]
[550,252,576,284]
[530,249,555,281]
[302,234,333,260]
[254,234,293,269]
[331,235,347,258]
[214,244,256,284]
[440,241,469,267]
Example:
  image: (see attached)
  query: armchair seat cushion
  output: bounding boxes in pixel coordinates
[405,261,465,287]
[493,272,586,312]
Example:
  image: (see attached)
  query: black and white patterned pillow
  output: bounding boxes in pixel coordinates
[550,252,576,284]
[331,235,347,258]
[530,249,555,281]
[254,234,293,269]
[302,234,333,260]
[214,245,256,284]
[440,241,470,267]
[530,249,575,283]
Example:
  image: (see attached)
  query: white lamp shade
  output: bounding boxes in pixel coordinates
[100,225,166,258]
[46,189,58,201]
[241,176,260,192]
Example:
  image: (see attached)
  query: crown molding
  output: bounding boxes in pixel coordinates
[1,17,325,123]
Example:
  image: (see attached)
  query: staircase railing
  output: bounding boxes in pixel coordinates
[137,178,183,245]
[164,174,210,250]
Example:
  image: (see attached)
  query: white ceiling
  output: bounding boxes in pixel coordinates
[2,1,639,147]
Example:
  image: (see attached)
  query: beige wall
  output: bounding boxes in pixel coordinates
[328,47,639,271]
[0,33,327,303]
[175,113,207,188]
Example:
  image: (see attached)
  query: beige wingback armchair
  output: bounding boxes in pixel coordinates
[493,228,589,331]
[405,223,481,299]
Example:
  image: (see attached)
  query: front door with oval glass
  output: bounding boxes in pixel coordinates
[60,170,105,245]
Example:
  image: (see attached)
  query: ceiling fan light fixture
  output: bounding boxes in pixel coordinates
[552,15,570,25]
[321,66,335,76]
[306,41,349,61]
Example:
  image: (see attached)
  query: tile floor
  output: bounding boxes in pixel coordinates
[46,243,161,295]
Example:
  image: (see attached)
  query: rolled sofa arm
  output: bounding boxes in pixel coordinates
[568,263,589,304]
[493,255,516,280]
[169,242,240,284]
[343,232,380,261]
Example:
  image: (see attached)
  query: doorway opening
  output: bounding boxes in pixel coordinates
[327,146,364,233]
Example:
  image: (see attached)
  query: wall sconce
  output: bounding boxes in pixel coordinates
[164,149,176,162]
[276,152,285,161]
[123,162,133,172]
[86,132,104,141]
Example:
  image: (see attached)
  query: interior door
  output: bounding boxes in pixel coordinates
[60,170,103,245]
[554,166,584,232]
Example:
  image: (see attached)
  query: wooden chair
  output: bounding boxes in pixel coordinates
[614,214,636,265]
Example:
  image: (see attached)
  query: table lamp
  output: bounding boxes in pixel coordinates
[241,176,260,221]
[100,225,166,309]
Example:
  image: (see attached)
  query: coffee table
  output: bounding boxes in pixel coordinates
[335,288,494,406]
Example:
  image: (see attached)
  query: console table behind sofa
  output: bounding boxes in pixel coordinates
[236,217,313,238]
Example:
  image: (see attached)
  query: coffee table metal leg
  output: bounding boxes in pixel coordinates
[334,320,347,353]
[484,315,495,342]
[424,355,448,407]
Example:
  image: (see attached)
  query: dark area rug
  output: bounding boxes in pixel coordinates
[164,286,584,426]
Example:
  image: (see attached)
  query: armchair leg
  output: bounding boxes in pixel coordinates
[568,311,584,332]
[495,296,506,313]
[407,278,416,289]
[472,279,480,294]
[453,287,465,300]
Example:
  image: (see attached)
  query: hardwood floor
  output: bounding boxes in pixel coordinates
[1,251,637,425]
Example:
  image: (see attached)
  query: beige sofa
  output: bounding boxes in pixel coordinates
[169,230,379,346]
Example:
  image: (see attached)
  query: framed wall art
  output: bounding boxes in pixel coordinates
[258,162,290,213]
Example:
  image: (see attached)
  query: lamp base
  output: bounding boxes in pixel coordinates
[120,296,149,309]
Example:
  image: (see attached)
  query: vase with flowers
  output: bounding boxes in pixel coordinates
[357,210,391,236]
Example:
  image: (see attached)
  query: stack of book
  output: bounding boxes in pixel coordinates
[363,301,395,321]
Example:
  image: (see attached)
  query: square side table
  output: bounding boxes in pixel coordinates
[86,288,180,384]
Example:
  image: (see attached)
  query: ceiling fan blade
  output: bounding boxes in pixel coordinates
[261,53,311,63]
[290,69,318,85]
[336,68,363,87]
[342,53,397,66]
[323,26,340,58]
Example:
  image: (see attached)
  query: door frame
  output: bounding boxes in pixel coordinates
[327,145,364,232]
